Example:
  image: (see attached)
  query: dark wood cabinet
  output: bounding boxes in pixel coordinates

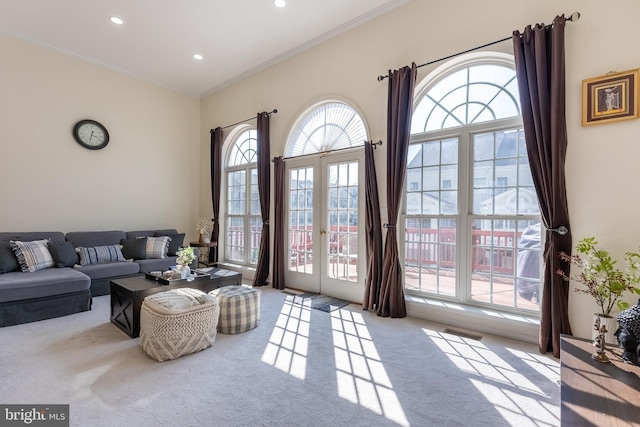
[110,268,241,338]
[560,335,640,426]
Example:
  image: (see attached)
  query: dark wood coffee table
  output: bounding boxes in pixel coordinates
[110,268,242,338]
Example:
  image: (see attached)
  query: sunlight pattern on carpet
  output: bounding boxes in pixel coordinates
[331,310,409,427]
[261,297,311,380]
[285,292,351,312]
[423,329,560,426]
[506,348,561,384]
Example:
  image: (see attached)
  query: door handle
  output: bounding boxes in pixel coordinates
[320,230,327,236]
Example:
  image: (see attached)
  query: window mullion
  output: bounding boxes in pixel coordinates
[458,130,471,303]
[245,167,252,265]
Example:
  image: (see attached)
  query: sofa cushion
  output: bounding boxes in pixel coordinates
[0,232,66,274]
[0,241,20,274]
[126,229,178,240]
[155,232,185,256]
[48,240,79,268]
[136,256,178,273]
[74,261,140,280]
[77,245,127,266]
[10,239,55,273]
[65,231,127,248]
[121,238,147,260]
[0,268,91,303]
[146,236,170,259]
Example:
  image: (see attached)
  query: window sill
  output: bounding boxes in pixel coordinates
[213,262,255,282]
[405,294,540,345]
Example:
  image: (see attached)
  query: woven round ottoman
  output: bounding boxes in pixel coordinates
[209,285,261,334]
[140,288,220,362]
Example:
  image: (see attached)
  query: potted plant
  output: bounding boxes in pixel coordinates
[196,217,214,243]
[175,246,196,279]
[558,237,640,343]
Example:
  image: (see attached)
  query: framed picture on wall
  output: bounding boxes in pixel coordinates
[582,69,639,126]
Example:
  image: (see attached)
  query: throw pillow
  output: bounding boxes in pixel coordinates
[121,237,147,260]
[146,236,171,259]
[0,241,20,274]
[48,240,80,268]
[76,245,127,266]
[155,232,185,256]
[10,239,55,273]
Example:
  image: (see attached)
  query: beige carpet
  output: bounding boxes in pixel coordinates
[0,286,560,426]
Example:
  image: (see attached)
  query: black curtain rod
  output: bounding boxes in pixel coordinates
[377,12,580,82]
[273,140,382,162]
[211,108,278,132]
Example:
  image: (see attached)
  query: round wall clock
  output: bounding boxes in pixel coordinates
[73,119,109,150]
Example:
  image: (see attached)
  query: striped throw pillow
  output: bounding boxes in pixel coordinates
[10,239,55,272]
[76,245,126,266]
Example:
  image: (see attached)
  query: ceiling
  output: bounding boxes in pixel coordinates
[0,0,410,97]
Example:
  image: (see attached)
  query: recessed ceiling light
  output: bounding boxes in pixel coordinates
[110,16,124,25]
[274,0,286,8]
[193,54,203,61]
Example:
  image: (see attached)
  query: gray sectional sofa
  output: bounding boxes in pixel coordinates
[0,228,191,326]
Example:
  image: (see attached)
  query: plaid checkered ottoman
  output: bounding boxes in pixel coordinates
[209,285,260,334]
[140,288,219,362]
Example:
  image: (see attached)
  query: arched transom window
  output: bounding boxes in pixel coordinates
[411,62,521,133]
[286,101,367,157]
[228,129,257,166]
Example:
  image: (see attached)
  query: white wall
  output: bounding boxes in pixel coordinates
[200,0,640,341]
[0,35,201,239]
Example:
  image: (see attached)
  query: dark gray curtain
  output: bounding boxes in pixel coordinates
[513,15,572,357]
[253,112,271,287]
[272,156,286,290]
[378,63,417,318]
[210,127,223,261]
[363,141,383,310]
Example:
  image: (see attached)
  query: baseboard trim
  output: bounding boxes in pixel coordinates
[405,295,540,345]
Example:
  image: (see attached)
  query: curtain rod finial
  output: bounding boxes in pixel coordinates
[568,12,580,22]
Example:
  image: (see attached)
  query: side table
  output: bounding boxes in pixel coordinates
[190,241,218,267]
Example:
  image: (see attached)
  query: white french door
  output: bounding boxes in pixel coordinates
[284,151,365,303]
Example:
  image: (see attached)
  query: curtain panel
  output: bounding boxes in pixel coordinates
[253,112,271,287]
[363,141,383,310]
[210,127,223,260]
[378,63,417,318]
[272,156,286,290]
[512,15,572,357]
